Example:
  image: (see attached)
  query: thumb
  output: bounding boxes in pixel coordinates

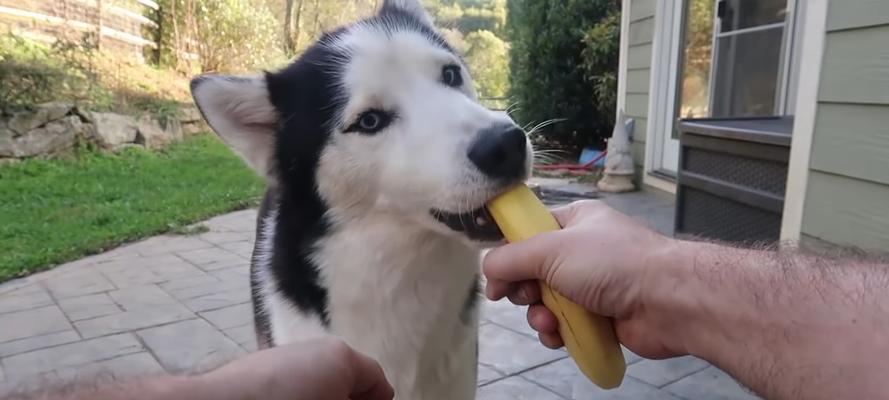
[483,229,564,286]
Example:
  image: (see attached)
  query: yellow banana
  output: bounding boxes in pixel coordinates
[486,184,626,389]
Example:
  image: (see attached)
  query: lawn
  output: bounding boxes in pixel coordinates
[0,134,265,282]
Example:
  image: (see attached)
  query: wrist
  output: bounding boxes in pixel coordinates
[641,238,710,356]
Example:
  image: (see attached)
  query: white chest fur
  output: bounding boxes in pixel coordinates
[260,214,481,400]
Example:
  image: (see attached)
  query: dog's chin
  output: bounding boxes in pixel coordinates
[431,207,504,243]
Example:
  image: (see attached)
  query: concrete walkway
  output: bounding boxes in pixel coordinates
[0,188,758,399]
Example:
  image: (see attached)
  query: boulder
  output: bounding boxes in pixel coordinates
[88,112,139,150]
[7,102,75,134]
[0,116,82,157]
[177,105,203,124]
[136,116,173,149]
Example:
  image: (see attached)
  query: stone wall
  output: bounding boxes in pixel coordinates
[0,102,208,161]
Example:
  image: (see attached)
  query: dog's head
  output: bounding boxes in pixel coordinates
[191,0,530,244]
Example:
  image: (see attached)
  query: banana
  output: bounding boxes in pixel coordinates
[486,184,626,389]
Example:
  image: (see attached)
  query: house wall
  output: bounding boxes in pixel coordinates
[800,1,889,250]
[624,0,656,175]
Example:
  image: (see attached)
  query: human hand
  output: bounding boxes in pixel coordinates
[200,337,394,400]
[483,200,685,359]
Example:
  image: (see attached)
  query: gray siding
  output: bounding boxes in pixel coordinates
[801,1,889,250]
[625,0,656,170]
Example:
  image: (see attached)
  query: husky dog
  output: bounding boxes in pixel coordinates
[191,0,531,397]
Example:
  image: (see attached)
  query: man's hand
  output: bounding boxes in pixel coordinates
[200,338,394,400]
[483,200,684,359]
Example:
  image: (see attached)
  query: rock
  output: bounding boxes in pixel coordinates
[7,102,75,134]
[177,105,203,124]
[0,116,81,157]
[88,112,139,150]
[181,121,208,136]
[136,116,173,150]
[158,117,183,142]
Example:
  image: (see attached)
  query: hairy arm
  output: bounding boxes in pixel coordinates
[483,200,889,400]
[3,339,393,400]
[657,243,889,400]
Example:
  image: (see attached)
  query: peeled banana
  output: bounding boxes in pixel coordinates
[487,184,626,389]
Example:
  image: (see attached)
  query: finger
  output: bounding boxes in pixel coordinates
[348,349,395,400]
[527,304,559,334]
[484,278,514,301]
[483,231,563,284]
[506,281,541,305]
[539,331,564,349]
[550,200,603,227]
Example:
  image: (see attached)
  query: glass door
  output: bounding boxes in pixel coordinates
[710,0,790,117]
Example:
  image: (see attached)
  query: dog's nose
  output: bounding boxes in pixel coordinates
[468,125,528,180]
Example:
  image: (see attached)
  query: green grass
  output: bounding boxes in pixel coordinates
[0,134,265,282]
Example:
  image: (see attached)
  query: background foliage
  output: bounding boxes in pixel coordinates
[507,0,620,150]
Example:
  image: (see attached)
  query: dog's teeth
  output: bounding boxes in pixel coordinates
[476,216,487,226]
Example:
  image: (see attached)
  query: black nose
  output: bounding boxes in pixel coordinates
[468,125,528,180]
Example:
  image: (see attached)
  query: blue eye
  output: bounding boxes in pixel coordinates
[442,65,463,87]
[345,110,393,135]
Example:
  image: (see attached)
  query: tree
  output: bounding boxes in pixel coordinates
[464,30,510,99]
[507,0,620,150]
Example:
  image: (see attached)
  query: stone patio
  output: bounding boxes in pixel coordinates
[0,186,758,399]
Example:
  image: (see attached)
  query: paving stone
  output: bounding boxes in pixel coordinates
[74,304,194,338]
[0,278,42,297]
[182,287,251,312]
[137,319,245,373]
[0,362,5,381]
[43,271,115,299]
[55,352,165,382]
[197,232,252,245]
[481,299,537,338]
[0,289,53,315]
[664,366,761,400]
[177,247,247,268]
[210,266,250,282]
[521,358,585,397]
[222,324,256,347]
[200,303,253,330]
[627,356,710,388]
[476,376,563,400]
[97,262,165,288]
[0,331,81,358]
[150,259,207,281]
[219,241,255,259]
[478,324,566,376]
[158,275,222,296]
[1,334,143,379]
[622,347,644,365]
[0,372,62,397]
[571,376,682,400]
[133,236,213,257]
[478,364,503,386]
[0,306,72,344]
[108,285,180,309]
[240,340,258,353]
[57,293,121,321]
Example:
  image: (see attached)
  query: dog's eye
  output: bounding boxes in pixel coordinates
[344,110,392,135]
[441,65,463,87]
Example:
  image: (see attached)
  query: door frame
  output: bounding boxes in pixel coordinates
[644,0,685,183]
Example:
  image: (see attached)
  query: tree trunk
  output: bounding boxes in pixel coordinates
[283,0,295,55]
[293,0,305,53]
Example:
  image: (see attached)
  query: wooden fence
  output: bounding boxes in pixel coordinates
[0,0,158,60]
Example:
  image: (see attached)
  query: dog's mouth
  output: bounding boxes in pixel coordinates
[432,207,504,242]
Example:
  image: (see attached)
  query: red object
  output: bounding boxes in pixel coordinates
[534,151,607,171]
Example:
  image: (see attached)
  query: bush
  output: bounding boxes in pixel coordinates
[156,0,286,73]
[0,34,111,110]
[465,30,510,100]
[506,0,619,150]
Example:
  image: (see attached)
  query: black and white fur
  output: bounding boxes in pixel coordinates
[191,1,531,398]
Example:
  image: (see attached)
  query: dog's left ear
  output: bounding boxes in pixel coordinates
[190,75,277,180]
[381,0,433,26]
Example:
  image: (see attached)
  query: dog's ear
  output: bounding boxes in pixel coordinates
[190,75,277,180]
[381,0,433,26]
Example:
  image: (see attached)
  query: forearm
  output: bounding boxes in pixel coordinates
[651,241,889,400]
[8,375,230,400]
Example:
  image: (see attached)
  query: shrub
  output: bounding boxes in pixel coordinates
[506,0,619,150]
